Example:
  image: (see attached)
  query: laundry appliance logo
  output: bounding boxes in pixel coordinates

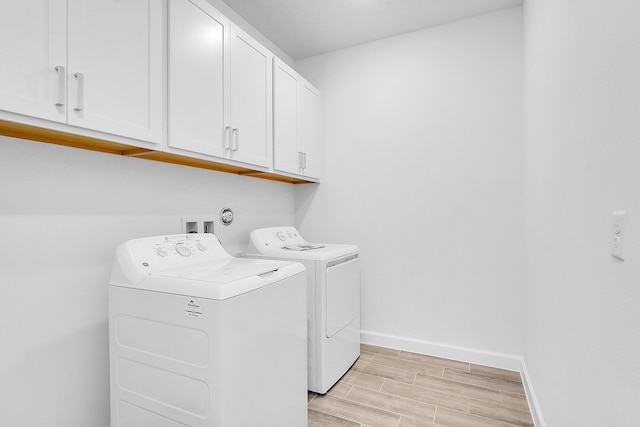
[185,298,203,319]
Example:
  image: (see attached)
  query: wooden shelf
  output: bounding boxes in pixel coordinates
[0,119,316,184]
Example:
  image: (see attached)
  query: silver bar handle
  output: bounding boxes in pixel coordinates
[54,65,65,106]
[327,254,358,268]
[73,72,84,111]
[298,151,303,169]
[225,126,232,151]
[302,152,307,170]
[232,128,239,151]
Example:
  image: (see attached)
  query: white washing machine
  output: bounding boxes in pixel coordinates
[108,233,307,427]
[247,227,360,394]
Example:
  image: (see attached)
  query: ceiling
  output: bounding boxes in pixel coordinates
[221,0,523,60]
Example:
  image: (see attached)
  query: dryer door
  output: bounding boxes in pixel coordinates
[326,255,360,338]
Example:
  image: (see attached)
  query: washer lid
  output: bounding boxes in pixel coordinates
[109,233,306,299]
[115,258,304,300]
[152,258,291,283]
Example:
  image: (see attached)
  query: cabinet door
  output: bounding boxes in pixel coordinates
[169,0,229,157]
[273,58,300,175]
[229,25,272,167]
[0,0,66,123]
[300,81,321,179]
[67,0,162,143]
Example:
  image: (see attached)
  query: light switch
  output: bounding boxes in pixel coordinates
[611,211,627,261]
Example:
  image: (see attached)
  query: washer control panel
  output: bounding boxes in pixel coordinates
[154,234,209,258]
[119,233,231,274]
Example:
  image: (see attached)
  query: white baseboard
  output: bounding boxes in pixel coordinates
[361,329,522,370]
[360,329,546,427]
[519,358,547,427]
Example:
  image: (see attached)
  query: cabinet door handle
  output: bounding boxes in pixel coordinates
[225,126,232,151]
[232,128,239,151]
[54,65,65,107]
[73,72,84,111]
[299,151,307,170]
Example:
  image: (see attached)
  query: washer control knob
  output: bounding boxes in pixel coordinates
[276,231,286,241]
[175,243,192,257]
[197,242,207,251]
[157,247,169,257]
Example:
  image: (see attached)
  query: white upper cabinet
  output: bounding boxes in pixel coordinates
[300,81,321,179]
[273,59,301,175]
[67,0,163,143]
[0,0,67,123]
[273,58,322,179]
[0,0,163,144]
[169,0,272,168]
[228,24,272,167]
[168,0,229,158]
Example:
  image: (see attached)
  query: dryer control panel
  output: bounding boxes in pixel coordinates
[249,226,325,250]
[250,227,303,246]
[248,227,359,261]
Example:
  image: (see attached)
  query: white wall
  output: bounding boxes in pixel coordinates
[0,136,295,427]
[523,0,640,425]
[295,8,524,359]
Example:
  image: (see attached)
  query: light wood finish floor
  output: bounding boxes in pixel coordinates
[308,344,534,427]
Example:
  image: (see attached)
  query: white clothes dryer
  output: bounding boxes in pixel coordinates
[247,227,360,394]
[108,233,307,427]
